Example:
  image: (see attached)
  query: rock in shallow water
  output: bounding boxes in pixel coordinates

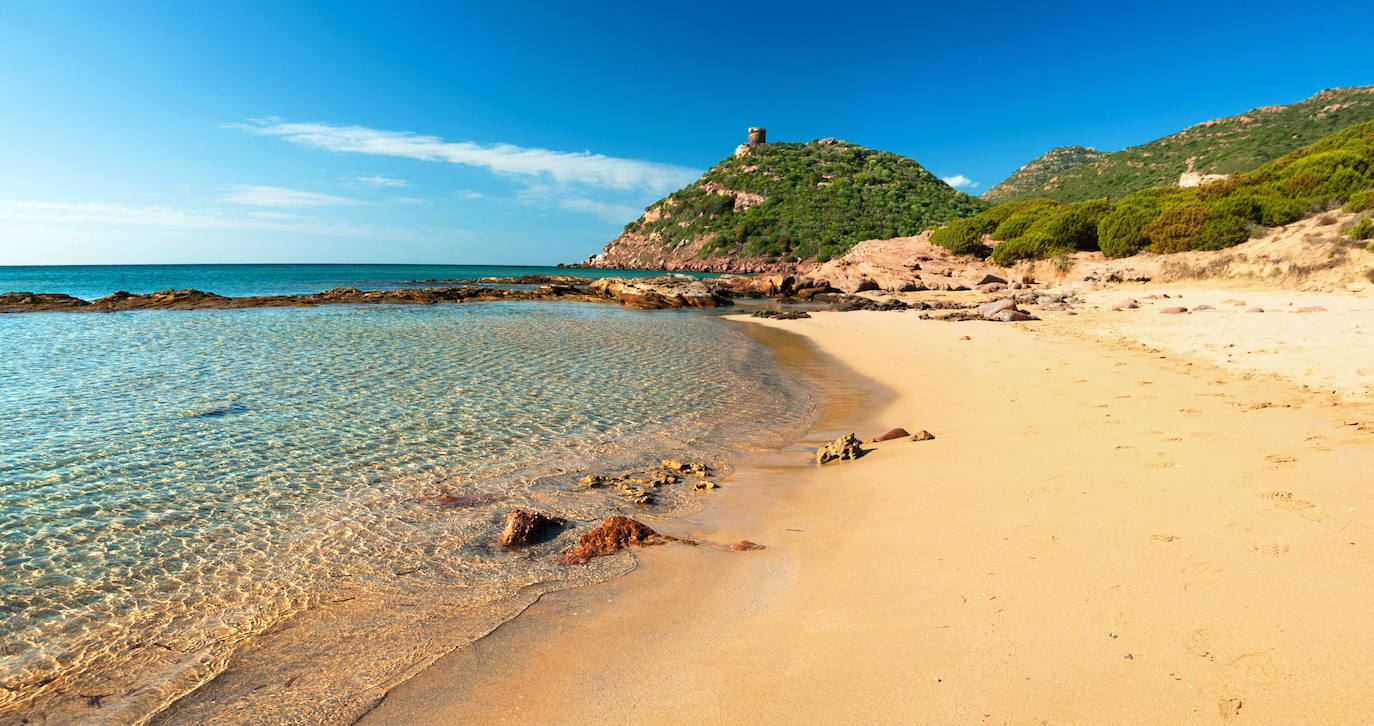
[498,509,566,547]
[558,516,672,565]
[816,433,864,464]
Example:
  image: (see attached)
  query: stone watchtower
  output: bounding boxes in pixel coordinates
[734,127,767,158]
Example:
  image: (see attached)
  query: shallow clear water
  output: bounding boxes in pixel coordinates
[0,300,812,724]
[0,263,716,301]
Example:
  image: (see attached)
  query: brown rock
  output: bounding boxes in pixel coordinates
[817,433,863,464]
[558,516,671,565]
[874,428,910,442]
[1113,299,1140,310]
[911,430,935,441]
[661,459,710,476]
[498,509,566,547]
[1159,306,1188,314]
[732,540,766,551]
[694,480,718,491]
[1247,307,1265,313]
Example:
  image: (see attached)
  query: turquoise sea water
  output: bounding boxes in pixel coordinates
[0,263,716,302]
[0,267,810,725]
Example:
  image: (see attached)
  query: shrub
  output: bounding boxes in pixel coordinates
[1192,214,1251,250]
[1145,202,1208,253]
[929,218,990,256]
[1098,203,1158,257]
[1346,189,1374,212]
[990,200,1061,240]
[1350,218,1373,240]
[990,231,1069,266]
[1032,199,1112,251]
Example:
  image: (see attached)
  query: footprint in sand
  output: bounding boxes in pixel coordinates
[1179,408,1202,417]
[1181,561,1224,590]
[1260,491,1313,510]
[1151,534,1180,543]
[1263,454,1296,467]
[1145,461,1177,469]
[1218,697,1245,719]
[1247,543,1291,556]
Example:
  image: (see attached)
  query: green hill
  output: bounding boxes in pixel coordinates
[931,119,1374,264]
[982,86,1374,203]
[609,138,986,265]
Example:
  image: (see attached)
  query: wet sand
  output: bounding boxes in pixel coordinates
[358,294,1374,725]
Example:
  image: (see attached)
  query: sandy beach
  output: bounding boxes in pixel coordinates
[358,285,1374,725]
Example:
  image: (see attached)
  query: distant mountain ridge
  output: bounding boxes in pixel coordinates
[982,85,1374,203]
[574,133,986,272]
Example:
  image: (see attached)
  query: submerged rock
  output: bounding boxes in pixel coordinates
[498,509,566,547]
[413,493,503,509]
[558,516,672,565]
[816,433,864,464]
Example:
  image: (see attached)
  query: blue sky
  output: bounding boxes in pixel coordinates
[1,0,1370,265]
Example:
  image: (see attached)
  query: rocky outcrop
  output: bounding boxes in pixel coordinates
[911,430,936,441]
[809,234,1023,295]
[0,277,741,314]
[587,275,731,309]
[816,433,864,464]
[557,516,675,565]
[731,540,766,551]
[498,510,566,547]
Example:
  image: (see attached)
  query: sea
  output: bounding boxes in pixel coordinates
[0,265,816,725]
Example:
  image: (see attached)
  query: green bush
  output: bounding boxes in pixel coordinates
[1345,189,1374,212]
[1030,199,1112,251]
[1350,218,1373,240]
[929,217,991,256]
[990,231,1070,266]
[1145,202,1208,253]
[991,202,1060,241]
[1098,203,1159,257]
[1192,214,1251,250]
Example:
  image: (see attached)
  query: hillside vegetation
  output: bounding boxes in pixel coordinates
[620,139,986,263]
[931,119,1374,265]
[982,86,1374,203]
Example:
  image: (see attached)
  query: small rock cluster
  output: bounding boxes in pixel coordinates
[578,459,714,505]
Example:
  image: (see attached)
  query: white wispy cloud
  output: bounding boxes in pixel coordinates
[356,175,408,188]
[454,189,486,200]
[391,197,430,205]
[229,119,700,193]
[220,184,357,208]
[941,174,980,190]
[558,197,646,223]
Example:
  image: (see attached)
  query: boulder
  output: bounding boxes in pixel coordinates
[588,275,731,309]
[874,427,910,442]
[1159,306,1188,314]
[977,298,1016,318]
[1113,299,1140,310]
[911,430,935,441]
[498,509,566,547]
[661,459,710,476]
[731,540,767,551]
[1247,307,1265,313]
[817,433,863,464]
[694,480,718,491]
[557,516,672,565]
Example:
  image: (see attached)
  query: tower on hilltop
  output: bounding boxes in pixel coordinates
[748,127,766,145]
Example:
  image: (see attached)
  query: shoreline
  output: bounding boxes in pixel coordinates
[358,286,1374,724]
